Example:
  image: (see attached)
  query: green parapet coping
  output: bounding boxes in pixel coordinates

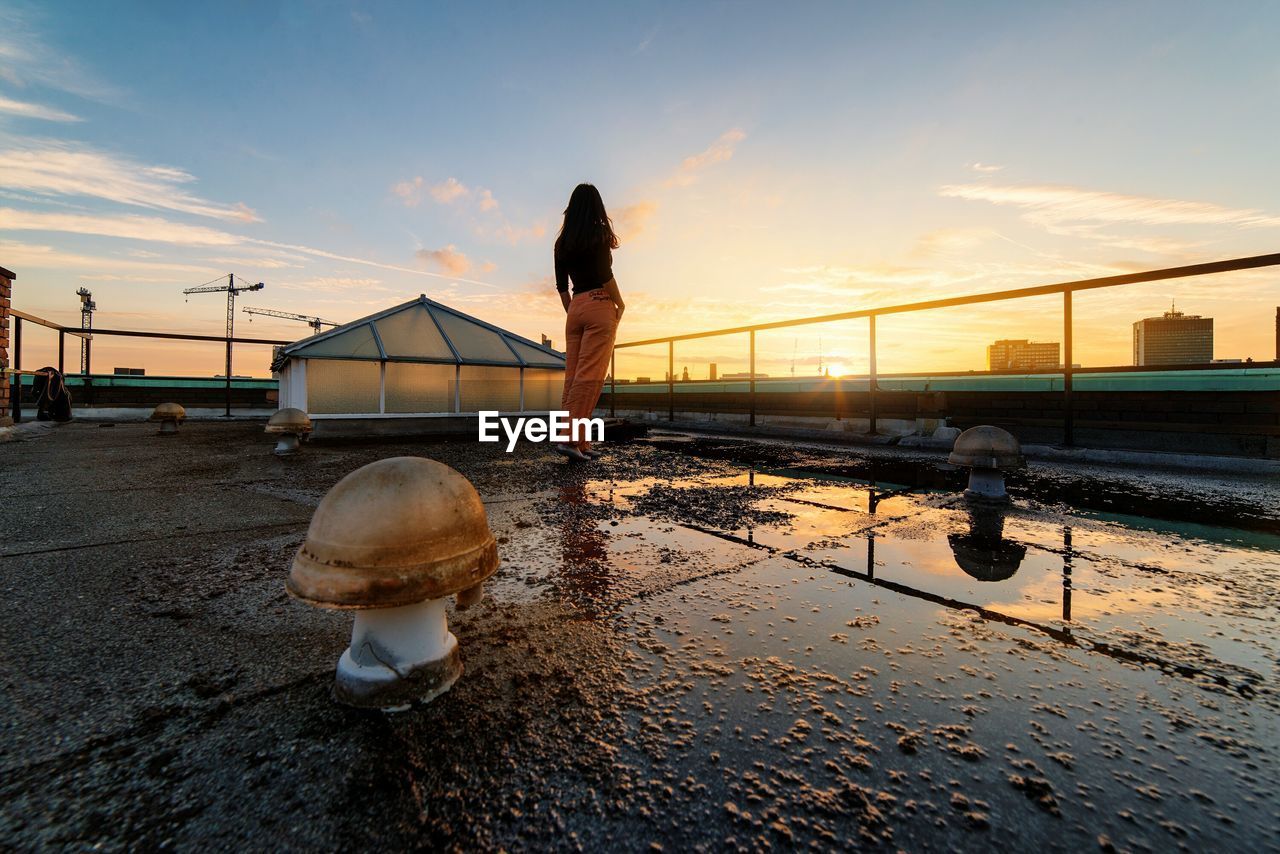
[19,374,279,390]
[607,368,1280,394]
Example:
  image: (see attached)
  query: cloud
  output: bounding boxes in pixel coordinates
[0,94,81,122]
[0,8,121,103]
[0,208,243,245]
[415,245,471,275]
[633,23,660,54]
[0,141,260,222]
[939,182,1280,230]
[912,227,997,257]
[477,188,499,212]
[479,260,497,273]
[616,200,657,240]
[391,176,426,207]
[969,162,1003,173]
[478,220,547,245]
[280,276,386,293]
[206,255,305,269]
[0,204,499,286]
[665,128,747,188]
[0,238,217,274]
[431,177,470,204]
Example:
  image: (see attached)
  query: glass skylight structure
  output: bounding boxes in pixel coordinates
[275,296,565,416]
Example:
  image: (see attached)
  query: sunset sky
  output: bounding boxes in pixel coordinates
[3,1,1279,379]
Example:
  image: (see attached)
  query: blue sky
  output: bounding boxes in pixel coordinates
[3,1,1279,376]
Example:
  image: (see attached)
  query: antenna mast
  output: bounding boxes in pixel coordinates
[76,287,95,375]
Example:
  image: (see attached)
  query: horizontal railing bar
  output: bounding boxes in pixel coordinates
[85,327,291,345]
[615,252,1280,349]
[11,310,89,338]
[604,359,1280,384]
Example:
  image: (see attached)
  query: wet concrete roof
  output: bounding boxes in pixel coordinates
[1,422,1278,850]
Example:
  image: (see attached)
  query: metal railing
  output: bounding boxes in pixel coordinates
[6,308,289,422]
[608,252,1280,445]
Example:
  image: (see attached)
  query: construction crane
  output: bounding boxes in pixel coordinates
[76,287,95,374]
[182,273,264,416]
[242,306,338,333]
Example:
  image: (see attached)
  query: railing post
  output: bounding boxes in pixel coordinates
[610,350,616,418]
[1063,290,1074,447]
[868,315,877,435]
[749,329,756,427]
[224,337,233,417]
[58,330,65,375]
[667,340,674,422]
[11,316,21,423]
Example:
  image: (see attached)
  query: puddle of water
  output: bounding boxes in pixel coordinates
[582,460,1277,690]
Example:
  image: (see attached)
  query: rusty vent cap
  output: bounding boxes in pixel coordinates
[266,407,312,434]
[948,425,1023,469]
[150,402,186,422]
[288,457,498,609]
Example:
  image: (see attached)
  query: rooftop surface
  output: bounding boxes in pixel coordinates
[2,423,1278,850]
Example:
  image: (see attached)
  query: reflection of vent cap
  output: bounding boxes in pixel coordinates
[948,533,1027,582]
[948,425,1023,470]
[287,457,498,609]
[265,407,312,434]
[149,402,185,422]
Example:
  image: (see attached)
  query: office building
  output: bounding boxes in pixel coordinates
[1132,307,1212,366]
[986,339,1060,371]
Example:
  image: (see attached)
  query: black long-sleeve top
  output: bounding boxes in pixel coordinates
[554,242,613,297]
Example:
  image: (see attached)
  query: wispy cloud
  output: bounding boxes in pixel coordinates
[912,227,997,258]
[0,207,243,245]
[0,141,260,222]
[280,276,387,293]
[0,238,217,274]
[0,203,501,286]
[665,128,747,188]
[0,8,121,104]
[477,219,547,245]
[415,245,470,275]
[391,175,485,208]
[969,162,1003,173]
[633,23,660,54]
[940,182,1280,230]
[431,177,470,204]
[0,93,81,122]
[616,200,657,240]
[205,255,305,270]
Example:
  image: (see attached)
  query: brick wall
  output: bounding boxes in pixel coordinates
[0,265,12,425]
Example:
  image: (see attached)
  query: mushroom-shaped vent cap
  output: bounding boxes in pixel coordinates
[948,425,1023,469]
[288,457,498,609]
[265,407,312,434]
[150,402,186,422]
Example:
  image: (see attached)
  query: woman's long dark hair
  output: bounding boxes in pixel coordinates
[555,183,619,257]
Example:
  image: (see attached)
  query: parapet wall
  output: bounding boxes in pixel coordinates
[602,386,1280,458]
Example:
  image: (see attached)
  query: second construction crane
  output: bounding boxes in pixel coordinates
[242,306,338,333]
[182,273,264,416]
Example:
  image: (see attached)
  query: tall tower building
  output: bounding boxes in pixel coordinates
[1132,305,1213,366]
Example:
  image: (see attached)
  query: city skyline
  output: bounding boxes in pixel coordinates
[3,2,1280,377]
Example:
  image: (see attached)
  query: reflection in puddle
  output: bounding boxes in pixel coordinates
[568,457,1276,692]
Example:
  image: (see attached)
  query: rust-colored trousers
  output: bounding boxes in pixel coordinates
[561,290,618,448]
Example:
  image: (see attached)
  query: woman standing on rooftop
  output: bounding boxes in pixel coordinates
[553,183,626,462]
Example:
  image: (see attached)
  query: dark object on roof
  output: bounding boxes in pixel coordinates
[32,367,72,422]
